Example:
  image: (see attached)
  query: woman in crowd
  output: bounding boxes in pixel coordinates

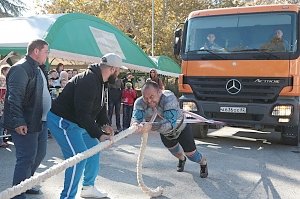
[148,69,164,90]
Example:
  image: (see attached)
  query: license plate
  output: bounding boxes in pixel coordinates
[220,107,246,113]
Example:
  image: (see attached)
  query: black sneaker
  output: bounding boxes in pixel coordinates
[177,157,186,172]
[200,163,208,178]
[25,187,41,195]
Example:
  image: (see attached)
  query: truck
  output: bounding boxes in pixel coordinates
[173,4,300,146]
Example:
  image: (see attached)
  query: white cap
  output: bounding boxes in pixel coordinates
[101,53,128,69]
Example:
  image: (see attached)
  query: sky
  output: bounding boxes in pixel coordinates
[21,0,46,16]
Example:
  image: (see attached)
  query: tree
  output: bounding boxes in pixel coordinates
[44,0,105,16]
[43,0,247,58]
[98,0,245,58]
[0,0,25,17]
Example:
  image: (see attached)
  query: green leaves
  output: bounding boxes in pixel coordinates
[45,0,298,59]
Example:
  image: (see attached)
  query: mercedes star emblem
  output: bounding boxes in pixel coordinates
[226,79,242,95]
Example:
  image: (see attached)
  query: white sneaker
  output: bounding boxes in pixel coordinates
[80,186,108,198]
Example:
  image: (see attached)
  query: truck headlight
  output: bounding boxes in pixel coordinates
[271,105,293,116]
[182,101,198,111]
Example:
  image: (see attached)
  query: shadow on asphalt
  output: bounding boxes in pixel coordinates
[191,129,298,199]
[100,162,173,188]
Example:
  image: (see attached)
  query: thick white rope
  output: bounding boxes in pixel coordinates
[136,110,224,198]
[136,111,164,197]
[0,110,223,199]
[0,134,11,138]
[0,126,137,199]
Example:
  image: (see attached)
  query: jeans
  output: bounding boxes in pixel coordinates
[0,127,4,145]
[123,105,133,129]
[108,100,122,129]
[10,122,48,199]
[47,111,100,199]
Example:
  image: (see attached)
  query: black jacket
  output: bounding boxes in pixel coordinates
[51,64,109,139]
[3,56,46,133]
[108,78,123,102]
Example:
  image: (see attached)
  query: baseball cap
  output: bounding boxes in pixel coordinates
[101,53,128,69]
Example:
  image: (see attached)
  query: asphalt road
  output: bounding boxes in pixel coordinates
[0,126,300,199]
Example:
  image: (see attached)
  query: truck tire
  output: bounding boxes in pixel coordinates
[191,124,208,139]
[281,125,299,146]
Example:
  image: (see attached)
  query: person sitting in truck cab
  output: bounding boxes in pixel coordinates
[261,29,289,52]
[200,33,225,51]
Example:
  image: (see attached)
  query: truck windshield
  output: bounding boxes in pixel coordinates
[185,12,297,56]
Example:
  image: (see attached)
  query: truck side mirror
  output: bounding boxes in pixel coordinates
[174,28,182,56]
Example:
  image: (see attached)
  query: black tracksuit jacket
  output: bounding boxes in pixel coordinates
[51,64,109,139]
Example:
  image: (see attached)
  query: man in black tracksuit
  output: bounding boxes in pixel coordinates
[47,53,127,199]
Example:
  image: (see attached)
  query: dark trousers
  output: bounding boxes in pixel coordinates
[123,104,133,129]
[0,116,4,144]
[160,124,197,152]
[108,100,122,129]
[10,122,48,199]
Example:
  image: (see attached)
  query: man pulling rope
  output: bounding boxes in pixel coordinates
[132,80,210,185]
[47,53,128,199]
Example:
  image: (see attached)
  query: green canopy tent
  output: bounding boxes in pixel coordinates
[150,56,181,77]
[0,13,158,72]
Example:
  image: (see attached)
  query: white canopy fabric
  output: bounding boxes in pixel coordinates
[0,13,158,73]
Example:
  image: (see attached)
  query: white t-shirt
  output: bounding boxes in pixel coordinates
[38,68,52,121]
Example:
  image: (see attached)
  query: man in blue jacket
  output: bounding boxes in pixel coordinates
[47,53,127,199]
[3,39,51,199]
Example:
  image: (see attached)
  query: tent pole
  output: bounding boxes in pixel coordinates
[151,0,154,57]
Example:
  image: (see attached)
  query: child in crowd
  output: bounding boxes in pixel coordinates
[60,78,68,89]
[122,82,137,129]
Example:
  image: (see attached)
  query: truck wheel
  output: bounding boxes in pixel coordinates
[191,124,208,139]
[281,125,299,146]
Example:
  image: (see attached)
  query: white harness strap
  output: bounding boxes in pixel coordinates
[183,110,225,125]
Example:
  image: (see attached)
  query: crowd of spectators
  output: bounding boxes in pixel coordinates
[0,48,167,145]
[48,63,80,99]
[0,54,166,144]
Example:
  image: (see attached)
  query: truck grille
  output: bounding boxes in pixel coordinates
[184,77,291,103]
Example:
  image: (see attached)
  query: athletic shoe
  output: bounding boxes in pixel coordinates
[80,186,108,198]
[177,157,186,172]
[200,162,208,178]
[25,187,41,194]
